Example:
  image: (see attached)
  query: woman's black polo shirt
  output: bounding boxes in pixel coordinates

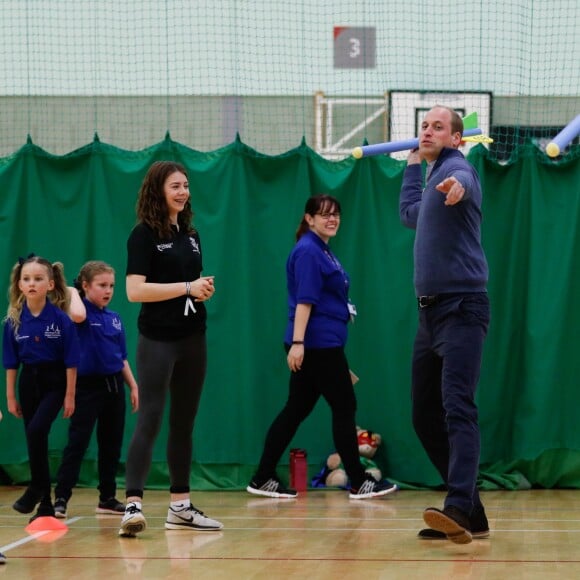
[126,223,207,341]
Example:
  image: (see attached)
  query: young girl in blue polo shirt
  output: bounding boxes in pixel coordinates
[54,260,139,518]
[247,194,398,500]
[3,255,80,522]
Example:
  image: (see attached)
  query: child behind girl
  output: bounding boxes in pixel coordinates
[2,255,81,522]
[54,260,139,518]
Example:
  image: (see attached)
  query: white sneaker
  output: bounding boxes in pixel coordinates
[119,502,147,537]
[165,503,223,531]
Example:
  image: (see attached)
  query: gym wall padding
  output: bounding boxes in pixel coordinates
[1,138,579,490]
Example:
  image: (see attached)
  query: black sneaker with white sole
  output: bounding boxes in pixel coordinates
[54,497,68,519]
[246,476,297,498]
[96,497,125,515]
[349,476,398,499]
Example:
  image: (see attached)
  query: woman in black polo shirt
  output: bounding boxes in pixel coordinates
[119,161,222,537]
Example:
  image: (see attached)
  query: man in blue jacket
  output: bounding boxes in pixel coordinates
[399,105,490,544]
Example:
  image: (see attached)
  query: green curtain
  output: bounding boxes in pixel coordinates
[1,137,579,491]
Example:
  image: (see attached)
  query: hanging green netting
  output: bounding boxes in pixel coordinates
[0,0,578,162]
[1,1,580,489]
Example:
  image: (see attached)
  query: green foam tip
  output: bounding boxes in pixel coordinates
[462,112,478,130]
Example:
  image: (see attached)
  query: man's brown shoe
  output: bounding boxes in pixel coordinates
[422,505,472,544]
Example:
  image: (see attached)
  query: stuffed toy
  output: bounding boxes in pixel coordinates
[323,427,382,488]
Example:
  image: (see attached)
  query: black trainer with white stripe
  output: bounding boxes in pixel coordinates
[246,476,297,498]
[349,476,398,499]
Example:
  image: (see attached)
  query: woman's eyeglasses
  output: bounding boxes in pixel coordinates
[316,212,341,220]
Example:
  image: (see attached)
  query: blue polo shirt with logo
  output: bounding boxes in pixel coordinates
[76,298,127,376]
[2,301,80,369]
[284,230,350,348]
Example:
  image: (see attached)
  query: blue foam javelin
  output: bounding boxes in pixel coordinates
[546,114,580,157]
[352,128,483,158]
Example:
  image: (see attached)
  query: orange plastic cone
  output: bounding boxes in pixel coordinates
[25,516,68,533]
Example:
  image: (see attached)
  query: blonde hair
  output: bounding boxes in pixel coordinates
[5,256,69,331]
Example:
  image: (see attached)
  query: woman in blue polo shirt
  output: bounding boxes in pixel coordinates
[247,194,397,500]
[53,260,139,519]
[3,255,80,522]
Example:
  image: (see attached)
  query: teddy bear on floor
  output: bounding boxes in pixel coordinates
[324,427,382,488]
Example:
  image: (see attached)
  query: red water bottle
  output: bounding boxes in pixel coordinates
[289,448,308,492]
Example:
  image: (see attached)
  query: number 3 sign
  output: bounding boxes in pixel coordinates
[333,27,376,69]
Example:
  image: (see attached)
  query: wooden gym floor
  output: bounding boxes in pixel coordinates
[0,486,579,579]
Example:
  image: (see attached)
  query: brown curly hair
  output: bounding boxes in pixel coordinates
[136,161,195,239]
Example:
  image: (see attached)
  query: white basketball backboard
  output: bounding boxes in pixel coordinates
[388,91,492,160]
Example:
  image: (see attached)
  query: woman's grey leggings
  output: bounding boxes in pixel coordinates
[125,331,207,497]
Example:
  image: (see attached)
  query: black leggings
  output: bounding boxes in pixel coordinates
[125,332,207,498]
[55,373,126,502]
[18,363,67,498]
[255,346,367,488]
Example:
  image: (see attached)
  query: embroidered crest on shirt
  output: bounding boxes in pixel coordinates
[44,323,61,339]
